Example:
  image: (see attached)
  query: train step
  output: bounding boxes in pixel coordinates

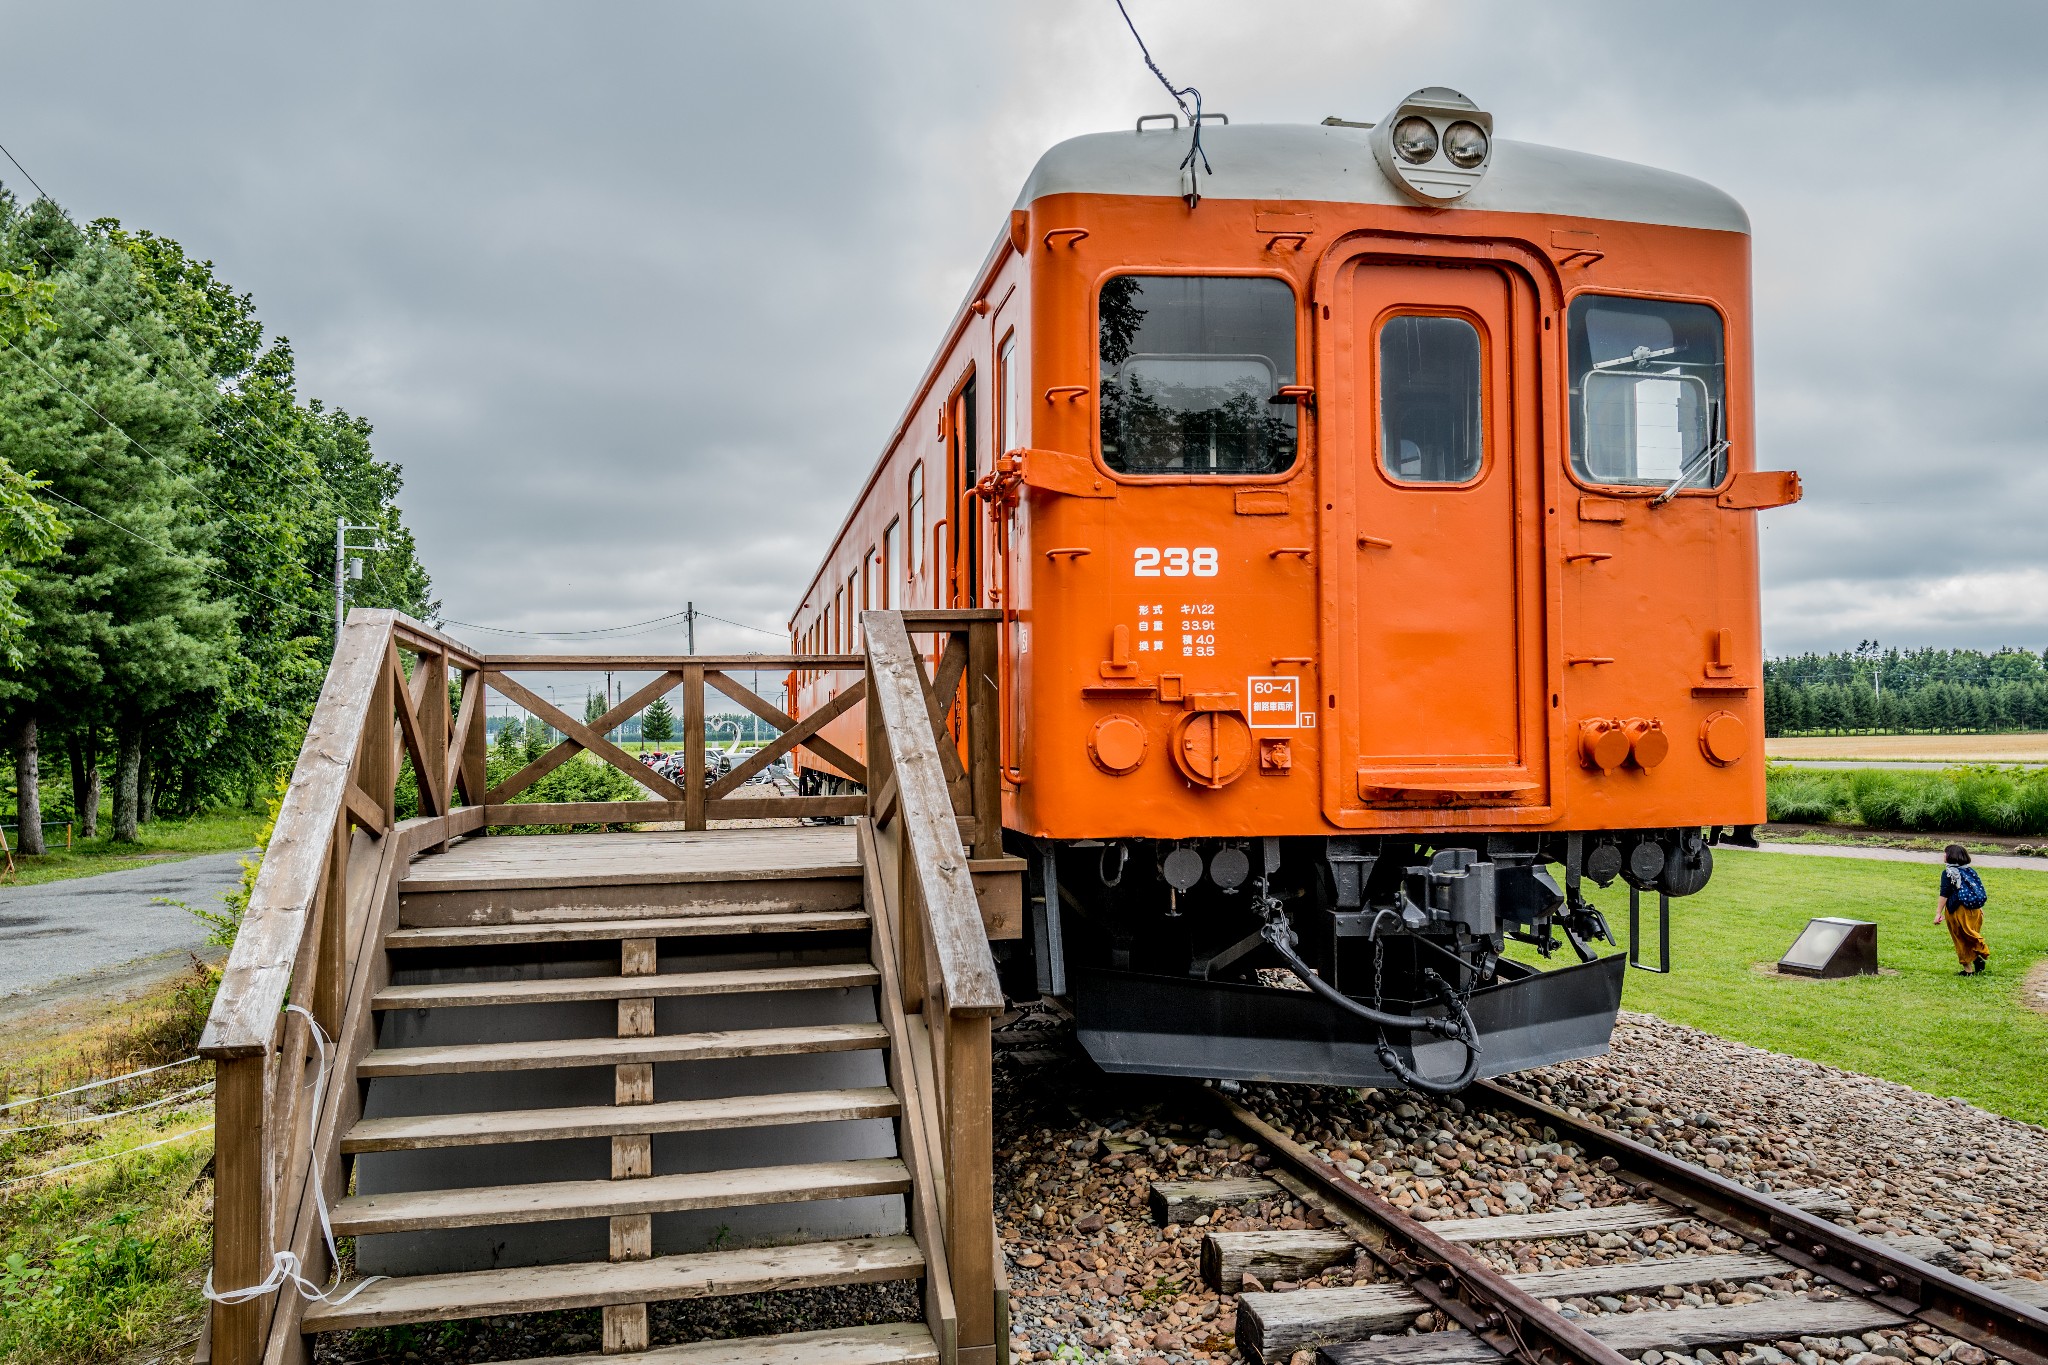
[370,962,879,1010]
[299,1234,926,1333]
[331,1157,912,1235]
[356,1022,889,1077]
[341,1086,903,1153]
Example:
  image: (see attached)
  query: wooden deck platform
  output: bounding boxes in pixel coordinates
[402,827,861,893]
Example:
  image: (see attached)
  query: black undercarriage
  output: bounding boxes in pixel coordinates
[1001,828,1728,1094]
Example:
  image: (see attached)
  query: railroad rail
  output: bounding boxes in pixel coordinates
[1208,1083,2048,1365]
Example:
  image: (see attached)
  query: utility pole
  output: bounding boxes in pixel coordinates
[334,518,389,652]
[685,601,696,655]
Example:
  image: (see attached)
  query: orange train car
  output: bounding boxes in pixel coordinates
[789,88,1799,1092]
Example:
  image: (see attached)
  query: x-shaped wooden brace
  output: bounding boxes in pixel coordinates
[485,671,690,804]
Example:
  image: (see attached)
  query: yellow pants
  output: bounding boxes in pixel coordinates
[1945,904,1989,967]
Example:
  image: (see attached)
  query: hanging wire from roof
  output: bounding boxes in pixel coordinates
[1113,0,1212,207]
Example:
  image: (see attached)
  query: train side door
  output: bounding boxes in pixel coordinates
[947,375,980,607]
[1319,256,1548,815]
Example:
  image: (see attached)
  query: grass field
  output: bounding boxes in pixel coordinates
[0,965,217,1363]
[1768,733,2048,764]
[1546,850,2048,1127]
[2,810,265,888]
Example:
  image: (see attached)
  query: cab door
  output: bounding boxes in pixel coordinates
[1318,254,1549,820]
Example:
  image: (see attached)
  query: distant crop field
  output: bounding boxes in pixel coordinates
[1767,733,2048,764]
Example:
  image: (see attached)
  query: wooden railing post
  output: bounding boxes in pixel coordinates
[943,1012,995,1360]
[418,649,449,815]
[862,611,1006,1363]
[682,663,706,830]
[210,1053,271,1365]
[312,808,348,1039]
[965,619,1003,860]
[457,669,487,806]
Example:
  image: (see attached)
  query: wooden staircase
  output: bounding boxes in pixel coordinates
[197,610,1018,1365]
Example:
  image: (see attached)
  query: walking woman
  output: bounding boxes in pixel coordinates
[1935,843,1991,976]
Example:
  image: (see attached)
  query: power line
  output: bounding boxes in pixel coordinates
[1113,0,1212,203]
[694,610,787,640]
[2,334,301,546]
[36,486,309,617]
[436,608,785,642]
[0,139,52,201]
[0,147,384,524]
[436,610,691,638]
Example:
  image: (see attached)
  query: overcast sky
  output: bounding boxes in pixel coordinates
[4,1,2044,665]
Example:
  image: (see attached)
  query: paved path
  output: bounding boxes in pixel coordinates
[0,849,253,1001]
[1726,842,2048,873]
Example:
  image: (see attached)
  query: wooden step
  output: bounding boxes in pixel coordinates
[386,911,868,950]
[505,1321,937,1365]
[358,1022,888,1078]
[372,963,880,1011]
[333,1157,912,1235]
[343,1087,902,1153]
[300,1234,925,1333]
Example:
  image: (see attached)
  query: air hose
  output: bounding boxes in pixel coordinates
[1259,918,1483,1095]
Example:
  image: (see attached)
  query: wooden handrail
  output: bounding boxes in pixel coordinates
[862,612,1002,1016]
[202,610,397,1059]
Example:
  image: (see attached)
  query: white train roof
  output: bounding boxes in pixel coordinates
[1016,122,1749,235]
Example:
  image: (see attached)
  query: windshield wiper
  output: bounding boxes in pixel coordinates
[1592,344,1677,371]
[1650,437,1729,507]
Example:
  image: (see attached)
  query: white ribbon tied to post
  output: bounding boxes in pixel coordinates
[203,1004,384,1308]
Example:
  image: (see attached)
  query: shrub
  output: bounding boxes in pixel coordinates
[1764,772,1842,824]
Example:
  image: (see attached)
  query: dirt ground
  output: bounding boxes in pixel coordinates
[1767,733,2048,763]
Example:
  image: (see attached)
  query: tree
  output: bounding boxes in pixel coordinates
[0,187,435,847]
[493,716,526,760]
[641,695,675,747]
[0,195,231,848]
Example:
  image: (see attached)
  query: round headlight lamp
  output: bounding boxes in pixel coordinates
[1391,116,1439,164]
[1443,120,1489,168]
[1369,87,1495,205]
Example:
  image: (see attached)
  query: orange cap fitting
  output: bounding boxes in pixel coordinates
[1173,710,1252,789]
[1578,719,1629,772]
[1624,718,1670,770]
[1700,711,1748,767]
[1088,713,1148,775]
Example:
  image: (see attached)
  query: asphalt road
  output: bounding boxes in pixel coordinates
[0,849,253,1002]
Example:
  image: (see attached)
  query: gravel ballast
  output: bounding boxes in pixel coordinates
[995,1009,2045,1364]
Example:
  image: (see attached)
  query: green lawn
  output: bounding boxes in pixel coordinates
[1539,851,2048,1127]
[2,810,263,887]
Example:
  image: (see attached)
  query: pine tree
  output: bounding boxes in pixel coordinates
[0,196,231,846]
[641,695,675,747]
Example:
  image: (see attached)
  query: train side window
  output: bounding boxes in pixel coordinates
[907,463,924,578]
[1378,314,1483,484]
[999,332,1019,454]
[883,520,901,610]
[1099,274,1297,476]
[1568,295,1726,488]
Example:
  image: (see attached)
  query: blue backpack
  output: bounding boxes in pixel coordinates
[1950,866,1988,911]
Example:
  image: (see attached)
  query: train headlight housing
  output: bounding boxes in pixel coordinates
[1443,119,1489,168]
[1370,87,1494,205]
[1391,116,1439,164]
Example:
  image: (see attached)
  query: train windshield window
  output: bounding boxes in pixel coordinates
[1378,315,1483,483]
[1568,296,1726,488]
[1099,275,1297,476]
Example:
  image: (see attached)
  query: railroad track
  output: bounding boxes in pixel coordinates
[1208,1081,2048,1365]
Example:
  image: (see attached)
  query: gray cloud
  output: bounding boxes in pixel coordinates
[4,0,2044,667]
